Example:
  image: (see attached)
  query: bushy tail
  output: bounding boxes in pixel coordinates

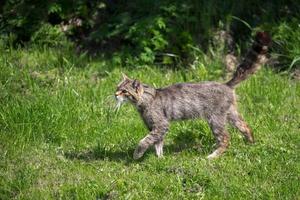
[226,32,271,88]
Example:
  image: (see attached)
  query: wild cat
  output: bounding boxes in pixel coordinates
[115,32,271,159]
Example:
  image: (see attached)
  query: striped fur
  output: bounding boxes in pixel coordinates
[226,32,271,88]
[115,32,271,160]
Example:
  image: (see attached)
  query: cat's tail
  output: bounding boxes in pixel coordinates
[226,32,271,88]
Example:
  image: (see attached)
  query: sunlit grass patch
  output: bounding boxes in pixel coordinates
[0,46,299,199]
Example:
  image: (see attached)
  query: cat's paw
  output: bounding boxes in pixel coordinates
[133,151,143,160]
[133,146,145,160]
[247,137,255,144]
[157,154,164,158]
[207,151,220,160]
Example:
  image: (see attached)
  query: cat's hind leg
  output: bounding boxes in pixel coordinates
[227,106,254,143]
[207,116,230,159]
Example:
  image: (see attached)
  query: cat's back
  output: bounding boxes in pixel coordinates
[157,81,233,98]
[154,81,234,120]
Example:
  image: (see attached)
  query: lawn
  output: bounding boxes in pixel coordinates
[0,46,299,199]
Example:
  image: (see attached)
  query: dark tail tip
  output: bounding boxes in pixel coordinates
[255,32,272,46]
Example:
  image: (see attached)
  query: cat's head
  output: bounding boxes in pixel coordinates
[115,73,144,105]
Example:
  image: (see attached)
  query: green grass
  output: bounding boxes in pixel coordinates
[0,46,299,200]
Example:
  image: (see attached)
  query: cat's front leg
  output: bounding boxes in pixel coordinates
[133,126,168,160]
[154,140,164,158]
[133,131,161,160]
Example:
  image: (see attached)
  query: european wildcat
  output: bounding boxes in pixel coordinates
[115,32,271,159]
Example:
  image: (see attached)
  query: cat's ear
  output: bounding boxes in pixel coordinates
[132,79,141,89]
[132,79,144,97]
[121,73,129,80]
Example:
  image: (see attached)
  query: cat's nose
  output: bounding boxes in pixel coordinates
[115,92,121,99]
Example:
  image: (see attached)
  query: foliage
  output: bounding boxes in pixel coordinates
[1,0,300,69]
[271,19,300,71]
[30,23,69,47]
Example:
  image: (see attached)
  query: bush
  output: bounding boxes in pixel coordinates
[272,19,300,70]
[1,0,300,69]
[30,24,69,47]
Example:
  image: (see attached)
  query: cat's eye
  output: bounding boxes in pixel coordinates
[121,90,127,93]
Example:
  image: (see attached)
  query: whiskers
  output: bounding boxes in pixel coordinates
[103,95,120,122]
[114,100,122,113]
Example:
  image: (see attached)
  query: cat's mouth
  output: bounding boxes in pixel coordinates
[114,95,127,111]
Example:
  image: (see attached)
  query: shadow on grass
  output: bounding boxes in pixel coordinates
[64,146,135,164]
[64,129,215,163]
[164,129,215,156]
